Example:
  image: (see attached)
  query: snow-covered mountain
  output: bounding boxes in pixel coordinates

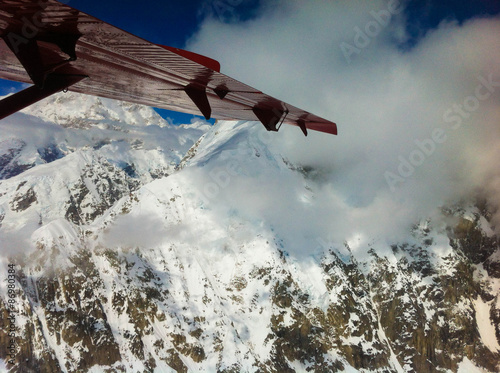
[0,92,499,372]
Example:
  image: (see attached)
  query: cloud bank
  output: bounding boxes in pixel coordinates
[187,0,500,245]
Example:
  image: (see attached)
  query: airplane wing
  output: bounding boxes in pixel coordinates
[0,0,337,136]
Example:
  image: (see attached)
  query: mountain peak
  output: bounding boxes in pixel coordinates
[0,93,499,372]
[20,91,171,129]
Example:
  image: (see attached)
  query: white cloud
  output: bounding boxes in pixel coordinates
[187,1,500,244]
[102,212,169,249]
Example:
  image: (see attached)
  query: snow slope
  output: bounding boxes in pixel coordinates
[0,93,499,372]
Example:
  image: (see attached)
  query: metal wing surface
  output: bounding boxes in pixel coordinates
[0,0,336,136]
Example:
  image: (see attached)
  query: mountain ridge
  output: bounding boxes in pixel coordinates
[0,92,499,372]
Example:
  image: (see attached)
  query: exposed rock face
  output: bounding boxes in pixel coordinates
[63,160,140,225]
[0,93,499,372]
[1,210,499,372]
[0,139,34,180]
[10,184,37,212]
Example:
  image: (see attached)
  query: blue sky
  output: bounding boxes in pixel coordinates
[67,0,500,46]
[0,0,499,124]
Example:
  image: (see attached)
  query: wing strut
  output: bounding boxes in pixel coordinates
[0,23,86,120]
[0,74,86,120]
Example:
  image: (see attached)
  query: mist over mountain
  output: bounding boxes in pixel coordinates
[188,1,500,246]
[0,92,499,372]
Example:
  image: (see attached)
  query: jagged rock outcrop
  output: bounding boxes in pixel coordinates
[0,94,499,372]
[2,204,499,372]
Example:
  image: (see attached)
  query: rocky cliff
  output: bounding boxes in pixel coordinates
[0,92,499,372]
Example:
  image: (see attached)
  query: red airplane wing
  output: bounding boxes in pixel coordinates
[0,0,336,136]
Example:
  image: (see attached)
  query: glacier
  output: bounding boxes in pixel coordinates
[0,92,499,372]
